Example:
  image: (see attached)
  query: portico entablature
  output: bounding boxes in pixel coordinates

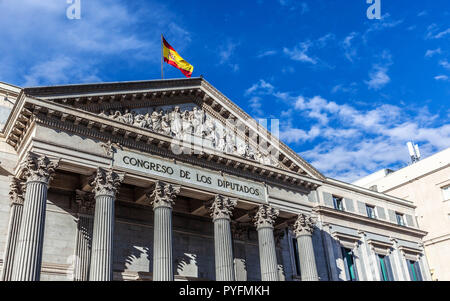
[4,96,322,196]
[3,79,325,181]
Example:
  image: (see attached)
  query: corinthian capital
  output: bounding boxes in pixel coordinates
[75,190,95,215]
[253,205,279,229]
[9,176,25,206]
[90,167,124,197]
[209,195,237,221]
[147,181,181,209]
[293,213,316,236]
[21,152,60,184]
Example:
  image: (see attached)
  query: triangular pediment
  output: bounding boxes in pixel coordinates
[9,78,324,181]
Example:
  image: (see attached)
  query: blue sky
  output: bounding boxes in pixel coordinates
[0,0,449,182]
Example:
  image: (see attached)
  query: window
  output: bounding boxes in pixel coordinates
[407,260,423,281]
[377,254,393,281]
[342,247,357,281]
[333,196,344,211]
[366,205,376,219]
[442,186,450,201]
[396,213,406,226]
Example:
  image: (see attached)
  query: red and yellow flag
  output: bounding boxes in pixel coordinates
[162,36,194,78]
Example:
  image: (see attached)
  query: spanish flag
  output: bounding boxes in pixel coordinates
[162,35,194,78]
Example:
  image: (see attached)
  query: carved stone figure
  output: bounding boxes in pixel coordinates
[151,110,162,132]
[100,105,281,167]
[133,114,146,128]
[192,107,204,136]
[121,109,134,125]
[171,106,182,137]
[161,115,171,136]
[182,110,193,135]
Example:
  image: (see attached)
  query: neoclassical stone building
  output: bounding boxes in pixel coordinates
[0,78,431,281]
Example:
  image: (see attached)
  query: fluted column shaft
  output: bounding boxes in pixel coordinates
[210,195,237,281]
[74,214,94,281]
[296,234,318,281]
[153,206,173,281]
[148,181,180,281]
[214,217,235,281]
[89,195,115,281]
[254,205,279,281]
[257,225,279,281]
[12,153,59,281]
[88,168,123,281]
[12,181,48,281]
[293,213,319,281]
[1,201,23,281]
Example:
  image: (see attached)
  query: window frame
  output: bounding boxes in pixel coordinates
[333,195,345,211]
[407,259,423,281]
[395,212,406,226]
[341,247,358,281]
[366,204,377,219]
[377,254,394,281]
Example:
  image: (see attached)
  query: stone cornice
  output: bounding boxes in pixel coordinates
[5,97,323,193]
[324,177,417,209]
[314,205,427,238]
[7,77,325,180]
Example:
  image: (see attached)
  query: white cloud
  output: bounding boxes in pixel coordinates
[283,41,317,64]
[256,50,277,58]
[439,60,450,70]
[0,0,191,86]
[365,65,390,90]
[217,40,240,72]
[425,48,442,58]
[244,81,450,182]
[426,24,450,39]
[342,32,358,62]
[434,75,449,81]
[23,56,101,87]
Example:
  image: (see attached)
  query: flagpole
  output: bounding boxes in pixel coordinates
[161,34,164,80]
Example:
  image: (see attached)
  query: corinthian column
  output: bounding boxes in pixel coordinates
[88,168,124,281]
[254,204,279,281]
[1,177,25,281]
[209,195,237,281]
[12,152,59,281]
[73,190,95,281]
[147,181,180,281]
[293,213,319,281]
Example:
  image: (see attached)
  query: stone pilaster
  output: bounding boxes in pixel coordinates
[88,167,124,281]
[12,152,59,281]
[73,190,95,281]
[209,195,237,281]
[147,181,180,281]
[293,213,319,281]
[253,204,279,281]
[1,177,25,281]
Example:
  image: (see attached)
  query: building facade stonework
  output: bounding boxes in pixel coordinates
[0,78,430,281]
[354,148,450,281]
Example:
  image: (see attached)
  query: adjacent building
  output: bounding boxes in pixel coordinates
[0,78,430,281]
[354,147,450,281]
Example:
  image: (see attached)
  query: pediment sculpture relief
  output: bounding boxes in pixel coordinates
[99,106,280,167]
